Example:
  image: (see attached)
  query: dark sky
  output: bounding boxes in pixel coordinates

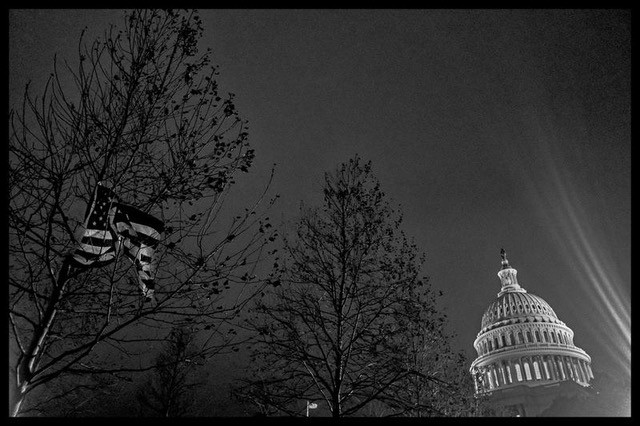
[9,8,630,393]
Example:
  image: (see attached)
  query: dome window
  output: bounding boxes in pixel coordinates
[515,363,523,382]
[533,360,542,380]
[524,361,532,380]
[505,363,513,383]
[492,368,500,387]
[543,359,551,379]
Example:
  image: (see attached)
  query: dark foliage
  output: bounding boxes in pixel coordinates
[9,9,277,416]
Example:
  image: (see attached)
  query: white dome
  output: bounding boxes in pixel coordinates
[469,251,593,395]
[480,291,560,332]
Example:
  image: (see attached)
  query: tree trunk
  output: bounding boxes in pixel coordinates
[10,386,27,417]
[332,393,341,418]
[10,258,72,417]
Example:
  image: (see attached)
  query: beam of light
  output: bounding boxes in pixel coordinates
[545,163,631,375]
[520,122,631,381]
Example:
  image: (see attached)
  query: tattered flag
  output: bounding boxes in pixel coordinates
[70,183,164,299]
[114,203,165,299]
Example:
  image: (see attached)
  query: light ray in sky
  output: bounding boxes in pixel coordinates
[545,163,630,375]
[523,121,631,378]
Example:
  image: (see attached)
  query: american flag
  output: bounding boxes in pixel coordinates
[71,183,164,298]
[114,203,165,298]
[72,184,119,266]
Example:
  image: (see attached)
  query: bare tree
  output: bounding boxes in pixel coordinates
[136,326,202,417]
[359,278,477,417]
[238,156,458,417]
[9,9,278,416]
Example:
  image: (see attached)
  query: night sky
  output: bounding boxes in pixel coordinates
[9,8,630,404]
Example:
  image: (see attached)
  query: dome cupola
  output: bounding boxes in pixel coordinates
[497,248,525,296]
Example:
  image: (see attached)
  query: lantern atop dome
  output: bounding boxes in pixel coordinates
[497,248,525,297]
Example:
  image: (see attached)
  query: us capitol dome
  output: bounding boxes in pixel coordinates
[469,249,594,416]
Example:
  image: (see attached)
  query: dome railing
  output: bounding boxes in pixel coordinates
[473,342,590,363]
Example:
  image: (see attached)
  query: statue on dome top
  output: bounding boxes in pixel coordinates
[500,248,510,269]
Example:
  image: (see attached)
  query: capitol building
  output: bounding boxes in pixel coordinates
[470,250,594,416]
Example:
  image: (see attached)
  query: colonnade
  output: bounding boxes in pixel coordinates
[474,354,593,393]
[477,326,574,356]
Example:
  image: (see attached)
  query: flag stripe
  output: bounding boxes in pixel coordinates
[129,222,162,241]
[141,278,155,289]
[122,239,154,257]
[83,229,113,239]
[117,227,160,248]
[80,236,114,247]
[72,248,117,265]
[78,242,115,255]
[116,203,164,233]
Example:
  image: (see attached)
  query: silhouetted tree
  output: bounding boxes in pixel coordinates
[136,326,202,417]
[238,156,463,417]
[9,9,277,416]
[376,288,480,417]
